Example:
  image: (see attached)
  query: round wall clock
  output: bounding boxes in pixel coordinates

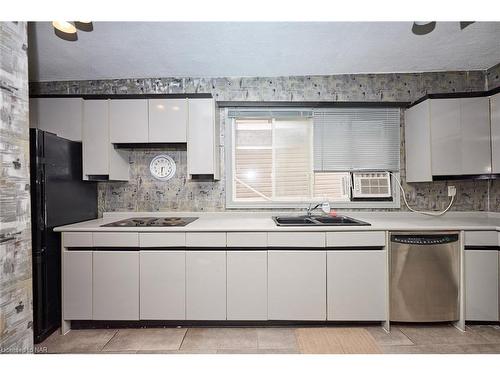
[149,155,176,181]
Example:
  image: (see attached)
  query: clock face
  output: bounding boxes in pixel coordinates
[150,155,176,181]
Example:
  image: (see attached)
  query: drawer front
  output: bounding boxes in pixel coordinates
[226,232,267,248]
[92,232,139,247]
[464,231,499,247]
[63,232,93,248]
[139,233,186,248]
[326,231,386,247]
[186,232,226,247]
[267,232,325,248]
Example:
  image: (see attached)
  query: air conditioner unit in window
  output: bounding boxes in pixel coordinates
[352,172,392,198]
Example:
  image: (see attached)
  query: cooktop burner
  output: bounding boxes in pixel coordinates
[101,217,198,227]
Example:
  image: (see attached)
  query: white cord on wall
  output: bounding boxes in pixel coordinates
[389,172,455,216]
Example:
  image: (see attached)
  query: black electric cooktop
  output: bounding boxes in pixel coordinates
[101,217,199,227]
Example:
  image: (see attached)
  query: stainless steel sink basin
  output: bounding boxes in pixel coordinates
[273,215,370,226]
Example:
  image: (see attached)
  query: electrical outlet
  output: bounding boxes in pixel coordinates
[448,186,457,197]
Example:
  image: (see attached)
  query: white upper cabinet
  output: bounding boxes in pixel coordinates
[82,100,129,180]
[460,97,491,175]
[109,99,149,143]
[404,100,432,182]
[148,99,188,143]
[405,97,492,182]
[29,97,83,141]
[430,98,462,176]
[187,98,220,179]
[491,93,500,173]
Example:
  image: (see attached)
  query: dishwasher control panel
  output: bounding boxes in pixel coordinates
[390,233,459,245]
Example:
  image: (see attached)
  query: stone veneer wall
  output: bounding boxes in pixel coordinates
[31,69,497,215]
[0,22,33,352]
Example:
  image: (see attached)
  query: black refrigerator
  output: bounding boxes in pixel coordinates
[30,129,97,343]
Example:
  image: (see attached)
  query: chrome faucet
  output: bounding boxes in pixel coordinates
[306,201,331,216]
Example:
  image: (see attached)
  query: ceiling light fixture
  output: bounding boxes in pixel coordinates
[75,21,94,32]
[411,21,436,35]
[52,21,78,41]
[412,21,475,36]
[52,21,94,41]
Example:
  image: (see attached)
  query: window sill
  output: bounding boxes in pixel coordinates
[225,200,401,210]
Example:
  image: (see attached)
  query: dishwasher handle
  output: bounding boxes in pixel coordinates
[390,233,459,245]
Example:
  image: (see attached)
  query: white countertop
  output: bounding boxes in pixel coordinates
[53,211,500,232]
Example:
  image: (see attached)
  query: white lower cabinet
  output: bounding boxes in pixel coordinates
[93,251,140,320]
[227,251,267,320]
[465,249,499,321]
[186,251,226,320]
[268,251,326,320]
[63,251,93,320]
[327,250,386,321]
[140,251,186,320]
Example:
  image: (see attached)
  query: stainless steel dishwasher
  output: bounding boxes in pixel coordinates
[389,232,460,322]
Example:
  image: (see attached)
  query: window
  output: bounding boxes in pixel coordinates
[225,108,401,208]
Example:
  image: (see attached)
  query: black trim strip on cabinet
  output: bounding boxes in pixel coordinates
[408,85,500,108]
[326,246,385,250]
[113,143,187,149]
[218,101,410,108]
[92,247,141,251]
[464,246,500,251]
[70,320,384,329]
[432,174,500,181]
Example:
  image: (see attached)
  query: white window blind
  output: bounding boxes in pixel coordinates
[313,108,400,171]
[233,118,313,202]
[232,117,352,203]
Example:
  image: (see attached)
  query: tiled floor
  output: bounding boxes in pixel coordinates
[35,324,500,354]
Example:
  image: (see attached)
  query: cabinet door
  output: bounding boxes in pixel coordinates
[268,251,326,320]
[63,251,93,320]
[187,98,219,178]
[460,97,491,175]
[93,251,139,320]
[83,100,129,180]
[465,250,499,321]
[430,98,461,176]
[404,100,432,182]
[186,251,226,320]
[109,99,148,143]
[227,251,267,320]
[30,98,83,141]
[491,93,500,173]
[327,250,386,321]
[83,100,109,176]
[140,251,185,320]
[148,99,187,143]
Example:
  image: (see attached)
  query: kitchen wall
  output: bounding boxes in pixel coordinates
[0,22,33,352]
[31,68,498,215]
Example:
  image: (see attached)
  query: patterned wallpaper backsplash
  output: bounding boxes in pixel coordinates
[31,67,500,215]
[0,22,33,352]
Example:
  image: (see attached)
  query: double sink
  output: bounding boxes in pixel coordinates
[273,215,370,226]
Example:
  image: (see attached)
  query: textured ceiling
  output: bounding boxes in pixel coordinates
[28,22,500,82]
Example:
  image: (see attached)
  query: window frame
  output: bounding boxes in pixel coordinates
[224,108,401,209]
